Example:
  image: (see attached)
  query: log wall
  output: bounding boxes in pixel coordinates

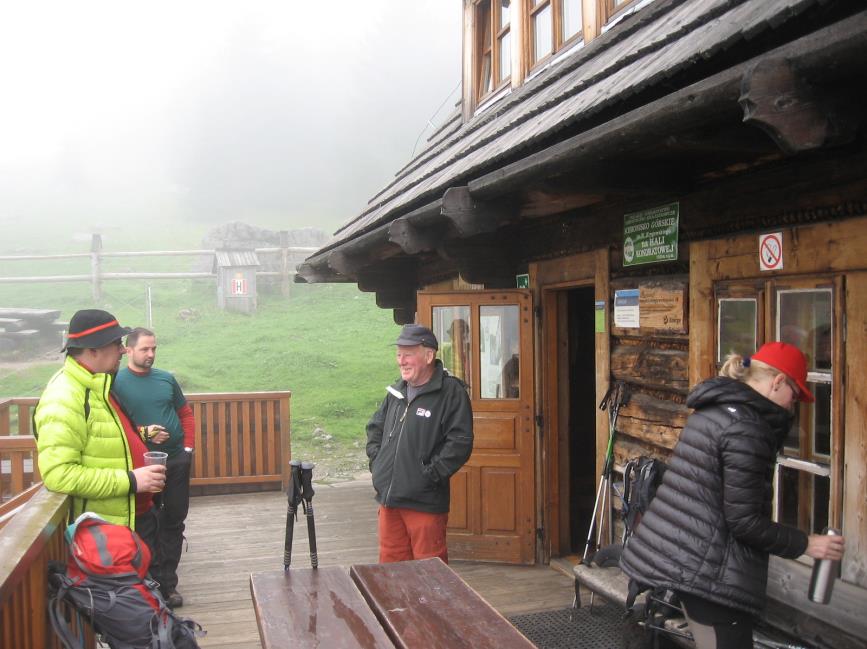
[608,275,691,466]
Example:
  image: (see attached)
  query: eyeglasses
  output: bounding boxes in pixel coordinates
[784,378,801,400]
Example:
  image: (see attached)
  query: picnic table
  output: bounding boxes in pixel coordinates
[251,558,535,649]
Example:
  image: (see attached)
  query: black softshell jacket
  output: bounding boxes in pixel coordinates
[366,360,473,514]
[620,376,808,615]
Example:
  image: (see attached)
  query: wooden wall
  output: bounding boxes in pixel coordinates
[608,275,690,468]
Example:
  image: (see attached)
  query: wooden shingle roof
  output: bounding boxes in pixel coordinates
[313,0,838,262]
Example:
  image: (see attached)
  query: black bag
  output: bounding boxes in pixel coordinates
[619,457,682,648]
[621,456,666,544]
[48,513,204,649]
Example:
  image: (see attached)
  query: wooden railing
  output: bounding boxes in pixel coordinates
[188,391,292,494]
[0,488,94,649]
[0,391,292,503]
[0,399,40,507]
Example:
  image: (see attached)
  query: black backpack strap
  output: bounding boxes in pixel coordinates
[625,577,647,611]
[83,388,91,420]
[48,571,87,649]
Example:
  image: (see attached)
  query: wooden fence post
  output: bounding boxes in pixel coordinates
[280,231,291,298]
[90,234,103,303]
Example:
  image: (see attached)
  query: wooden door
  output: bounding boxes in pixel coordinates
[417,290,535,564]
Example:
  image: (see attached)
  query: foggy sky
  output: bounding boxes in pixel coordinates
[0,1,461,244]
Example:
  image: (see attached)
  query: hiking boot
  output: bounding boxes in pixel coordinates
[164,590,184,609]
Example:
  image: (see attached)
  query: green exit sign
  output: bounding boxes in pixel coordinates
[516,274,529,288]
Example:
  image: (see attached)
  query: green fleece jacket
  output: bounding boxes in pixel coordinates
[34,356,135,527]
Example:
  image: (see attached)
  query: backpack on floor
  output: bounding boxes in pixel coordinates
[48,513,204,649]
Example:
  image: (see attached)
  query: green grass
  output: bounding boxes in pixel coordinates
[0,278,400,452]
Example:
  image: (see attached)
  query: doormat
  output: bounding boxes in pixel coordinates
[508,601,628,649]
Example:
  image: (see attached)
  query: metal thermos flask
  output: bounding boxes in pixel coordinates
[808,528,841,605]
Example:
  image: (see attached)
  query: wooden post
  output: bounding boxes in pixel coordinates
[90,234,103,303]
[0,400,9,435]
[280,393,291,491]
[280,230,291,298]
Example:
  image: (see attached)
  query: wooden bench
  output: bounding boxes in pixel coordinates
[350,558,535,649]
[250,566,395,649]
[573,563,693,648]
[251,559,534,649]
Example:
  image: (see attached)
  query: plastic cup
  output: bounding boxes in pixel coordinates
[144,451,168,466]
[143,451,168,492]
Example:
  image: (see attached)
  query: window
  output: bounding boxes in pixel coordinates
[715,278,842,543]
[475,0,512,102]
[527,0,583,68]
[774,287,835,535]
[479,305,520,399]
[607,0,637,12]
[432,306,472,389]
[717,298,757,362]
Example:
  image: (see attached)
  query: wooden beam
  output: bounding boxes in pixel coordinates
[441,186,516,237]
[375,289,416,309]
[388,199,448,255]
[357,258,418,293]
[519,189,605,218]
[295,260,347,284]
[433,238,515,287]
[325,227,402,278]
[392,306,416,325]
[739,57,858,155]
[389,218,450,255]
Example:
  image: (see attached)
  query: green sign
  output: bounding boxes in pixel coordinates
[516,273,529,288]
[623,202,679,266]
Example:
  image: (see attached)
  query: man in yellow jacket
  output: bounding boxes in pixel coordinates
[34,309,166,527]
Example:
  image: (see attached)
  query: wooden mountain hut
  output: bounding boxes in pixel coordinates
[297,1,867,646]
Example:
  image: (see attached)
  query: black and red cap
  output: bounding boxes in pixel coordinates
[62,309,132,351]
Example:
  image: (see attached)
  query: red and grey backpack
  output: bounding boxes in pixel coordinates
[48,513,204,649]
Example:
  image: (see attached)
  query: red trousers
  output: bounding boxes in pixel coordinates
[378,506,449,564]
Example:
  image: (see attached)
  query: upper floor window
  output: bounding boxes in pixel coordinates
[528,0,583,68]
[476,0,512,102]
[606,0,638,15]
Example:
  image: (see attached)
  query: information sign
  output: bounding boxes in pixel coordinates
[623,203,679,266]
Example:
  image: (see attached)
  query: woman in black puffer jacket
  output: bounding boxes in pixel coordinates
[620,342,845,648]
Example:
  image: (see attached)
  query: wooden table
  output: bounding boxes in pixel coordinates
[251,558,535,649]
[250,567,395,649]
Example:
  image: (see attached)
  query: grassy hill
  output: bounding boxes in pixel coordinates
[0,271,400,478]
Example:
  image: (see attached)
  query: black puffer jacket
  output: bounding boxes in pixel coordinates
[620,376,808,615]
[366,360,473,514]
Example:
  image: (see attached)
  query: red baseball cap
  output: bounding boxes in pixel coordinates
[752,341,814,403]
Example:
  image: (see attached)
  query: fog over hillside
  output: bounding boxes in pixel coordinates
[0,1,461,249]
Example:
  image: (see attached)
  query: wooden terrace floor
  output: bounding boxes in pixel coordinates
[177,478,575,648]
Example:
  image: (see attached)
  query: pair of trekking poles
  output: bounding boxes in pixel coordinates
[582,381,628,564]
[283,460,318,570]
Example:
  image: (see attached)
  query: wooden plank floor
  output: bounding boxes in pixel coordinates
[176,479,575,648]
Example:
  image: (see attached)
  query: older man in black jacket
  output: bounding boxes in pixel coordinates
[366,324,473,563]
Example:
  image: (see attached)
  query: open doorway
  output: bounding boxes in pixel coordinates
[556,286,598,555]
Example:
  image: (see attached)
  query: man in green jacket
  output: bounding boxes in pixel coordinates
[34,309,166,528]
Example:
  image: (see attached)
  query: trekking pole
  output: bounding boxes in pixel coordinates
[283,460,303,570]
[300,461,318,569]
[582,382,625,563]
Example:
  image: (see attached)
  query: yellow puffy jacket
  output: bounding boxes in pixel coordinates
[34,356,135,527]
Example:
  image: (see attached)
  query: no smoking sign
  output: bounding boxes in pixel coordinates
[759,232,783,271]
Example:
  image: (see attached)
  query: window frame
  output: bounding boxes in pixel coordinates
[525,0,585,72]
[474,0,512,104]
[714,276,845,547]
[604,0,638,19]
